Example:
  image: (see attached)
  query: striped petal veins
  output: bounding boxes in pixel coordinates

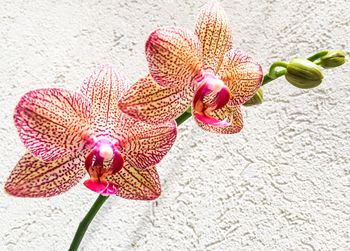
[14,88,93,161]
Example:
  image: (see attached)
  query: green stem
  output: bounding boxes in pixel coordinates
[68,195,109,251]
[268,61,289,79]
[307,50,328,62]
[175,111,192,126]
[262,69,287,86]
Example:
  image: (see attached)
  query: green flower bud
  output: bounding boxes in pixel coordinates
[244,88,263,106]
[285,58,324,89]
[317,50,346,68]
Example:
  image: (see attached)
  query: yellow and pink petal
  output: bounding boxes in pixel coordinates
[146,26,203,89]
[118,75,192,124]
[14,88,92,162]
[120,118,177,170]
[195,0,233,72]
[80,64,130,137]
[5,152,85,197]
[106,161,161,200]
[218,49,263,105]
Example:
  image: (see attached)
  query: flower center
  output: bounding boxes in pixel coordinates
[192,72,232,127]
[98,144,114,160]
[83,139,124,195]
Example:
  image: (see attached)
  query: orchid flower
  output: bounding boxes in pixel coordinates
[119,1,263,134]
[5,65,177,200]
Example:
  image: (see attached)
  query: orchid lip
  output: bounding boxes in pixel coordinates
[193,73,232,127]
[83,179,118,196]
[194,112,231,127]
[83,139,124,195]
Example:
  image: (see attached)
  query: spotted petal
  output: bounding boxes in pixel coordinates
[218,49,263,105]
[81,64,130,135]
[118,75,192,124]
[120,119,177,170]
[193,102,243,134]
[106,161,161,200]
[146,26,203,89]
[195,0,233,72]
[14,88,92,161]
[5,152,85,197]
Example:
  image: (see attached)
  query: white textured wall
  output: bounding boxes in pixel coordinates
[1,0,349,250]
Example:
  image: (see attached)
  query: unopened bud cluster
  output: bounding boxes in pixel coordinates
[243,50,346,106]
[285,50,346,89]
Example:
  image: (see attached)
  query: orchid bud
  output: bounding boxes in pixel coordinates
[244,88,263,106]
[285,58,324,89]
[317,50,346,68]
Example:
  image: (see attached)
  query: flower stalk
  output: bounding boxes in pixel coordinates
[268,61,289,79]
[68,48,346,250]
[69,195,109,251]
[175,110,193,126]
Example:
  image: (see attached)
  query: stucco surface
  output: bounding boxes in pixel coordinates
[0,0,349,250]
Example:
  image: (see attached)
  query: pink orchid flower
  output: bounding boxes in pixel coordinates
[5,65,177,200]
[119,1,263,134]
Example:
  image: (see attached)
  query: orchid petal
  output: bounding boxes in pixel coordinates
[120,119,177,170]
[14,88,92,161]
[146,27,203,88]
[80,65,130,136]
[5,152,85,197]
[195,0,233,72]
[193,102,243,134]
[118,75,192,124]
[218,49,263,105]
[106,161,161,200]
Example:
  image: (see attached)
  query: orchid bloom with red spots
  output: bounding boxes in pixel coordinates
[5,65,177,200]
[119,1,263,134]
